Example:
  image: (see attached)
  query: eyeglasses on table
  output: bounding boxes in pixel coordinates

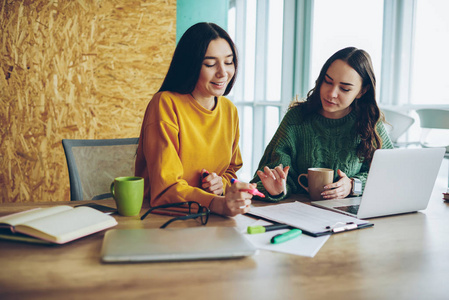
[140,201,210,228]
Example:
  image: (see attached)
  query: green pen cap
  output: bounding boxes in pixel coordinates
[247,225,266,234]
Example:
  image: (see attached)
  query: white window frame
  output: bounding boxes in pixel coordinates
[229,0,449,180]
[229,0,315,180]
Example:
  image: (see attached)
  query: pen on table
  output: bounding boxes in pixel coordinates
[247,223,291,234]
[271,229,302,244]
[231,178,265,198]
[326,222,357,233]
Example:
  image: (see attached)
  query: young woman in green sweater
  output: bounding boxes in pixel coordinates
[252,47,393,201]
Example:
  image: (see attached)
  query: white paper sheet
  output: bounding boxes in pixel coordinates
[249,201,370,235]
[233,214,329,258]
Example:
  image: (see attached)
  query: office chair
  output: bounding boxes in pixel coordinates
[416,109,449,186]
[381,108,415,147]
[62,138,139,201]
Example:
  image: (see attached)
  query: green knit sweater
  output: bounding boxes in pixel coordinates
[251,105,394,201]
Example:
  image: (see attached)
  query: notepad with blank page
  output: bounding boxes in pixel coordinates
[248,201,372,237]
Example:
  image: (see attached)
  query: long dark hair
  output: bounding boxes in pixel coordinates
[291,47,382,163]
[159,22,238,95]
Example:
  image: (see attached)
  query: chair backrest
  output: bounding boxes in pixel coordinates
[381,109,415,143]
[416,109,449,129]
[416,109,449,152]
[62,138,139,201]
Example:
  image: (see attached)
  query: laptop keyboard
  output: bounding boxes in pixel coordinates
[335,205,360,215]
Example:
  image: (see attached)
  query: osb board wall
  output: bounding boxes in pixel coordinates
[0,0,176,203]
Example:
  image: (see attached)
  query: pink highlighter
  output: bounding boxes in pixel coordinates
[231,178,265,198]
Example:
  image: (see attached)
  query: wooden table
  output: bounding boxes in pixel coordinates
[1,186,449,300]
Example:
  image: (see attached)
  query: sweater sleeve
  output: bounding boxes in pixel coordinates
[250,111,297,202]
[138,94,215,208]
[221,116,243,194]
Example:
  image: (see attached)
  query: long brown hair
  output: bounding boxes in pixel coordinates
[290,47,382,163]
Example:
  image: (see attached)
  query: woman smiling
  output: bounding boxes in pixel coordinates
[135,23,255,217]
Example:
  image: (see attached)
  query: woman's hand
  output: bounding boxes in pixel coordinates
[257,165,290,196]
[321,169,352,199]
[201,169,223,196]
[209,180,253,216]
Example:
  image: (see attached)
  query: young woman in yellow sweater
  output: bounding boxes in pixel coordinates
[135,23,254,217]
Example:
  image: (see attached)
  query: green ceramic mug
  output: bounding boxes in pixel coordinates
[110,176,144,216]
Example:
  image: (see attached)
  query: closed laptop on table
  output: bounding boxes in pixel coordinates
[101,227,257,263]
[312,148,445,219]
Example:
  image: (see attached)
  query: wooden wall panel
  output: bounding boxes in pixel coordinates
[0,0,176,203]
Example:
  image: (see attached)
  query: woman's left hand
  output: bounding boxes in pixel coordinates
[201,169,224,196]
[321,169,352,199]
[257,165,290,196]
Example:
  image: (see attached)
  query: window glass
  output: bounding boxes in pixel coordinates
[411,0,449,105]
[239,106,254,180]
[310,0,384,97]
[227,4,236,98]
[264,106,280,147]
[244,0,257,102]
[266,0,284,101]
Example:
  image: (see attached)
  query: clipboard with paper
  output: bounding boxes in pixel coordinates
[248,201,373,237]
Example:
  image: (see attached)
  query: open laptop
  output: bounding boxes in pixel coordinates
[101,227,257,263]
[312,148,445,219]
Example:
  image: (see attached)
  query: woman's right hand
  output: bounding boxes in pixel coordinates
[257,165,290,196]
[209,180,254,216]
[200,169,224,196]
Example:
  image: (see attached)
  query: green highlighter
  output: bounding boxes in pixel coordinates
[247,224,291,234]
[270,229,302,244]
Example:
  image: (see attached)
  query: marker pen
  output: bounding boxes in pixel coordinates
[231,178,265,198]
[270,229,302,244]
[201,171,210,180]
[247,224,291,234]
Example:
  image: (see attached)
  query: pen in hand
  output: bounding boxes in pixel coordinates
[231,178,265,198]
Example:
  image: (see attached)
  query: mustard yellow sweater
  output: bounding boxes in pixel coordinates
[135,91,242,208]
